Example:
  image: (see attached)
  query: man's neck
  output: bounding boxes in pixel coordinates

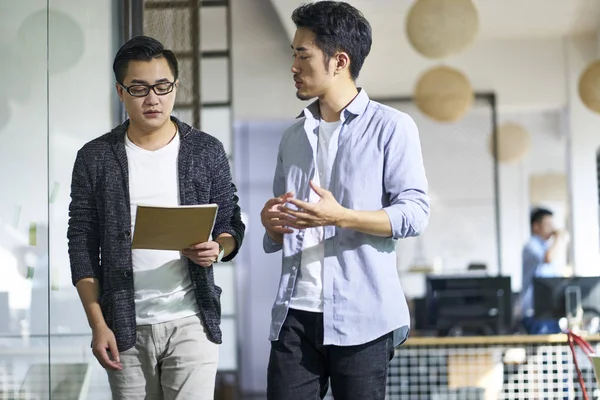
[318,83,359,122]
[127,119,177,151]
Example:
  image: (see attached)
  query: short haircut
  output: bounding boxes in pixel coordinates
[530,207,553,229]
[291,1,372,80]
[113,36,179,84]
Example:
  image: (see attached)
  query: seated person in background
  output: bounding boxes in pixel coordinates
[519,207,566,334]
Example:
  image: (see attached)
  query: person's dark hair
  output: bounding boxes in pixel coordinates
[530,207,553,229]
[291,1,372,80]
[113,36,179,84]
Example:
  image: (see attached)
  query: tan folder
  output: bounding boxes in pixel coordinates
[131,204,219,251]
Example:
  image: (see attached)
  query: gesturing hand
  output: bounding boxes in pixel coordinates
[280,181,348,229]
[261,192,295,241]
[182,241,220,267]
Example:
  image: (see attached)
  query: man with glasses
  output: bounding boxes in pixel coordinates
[67,36,245,400]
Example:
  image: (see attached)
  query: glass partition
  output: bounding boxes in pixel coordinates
[0,1,116,397]
[48,0,116,397]
[0,0,51,397]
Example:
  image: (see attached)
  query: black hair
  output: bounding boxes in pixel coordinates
[530,207,553,229]
[291,1,372,80]
[112,36,179,84]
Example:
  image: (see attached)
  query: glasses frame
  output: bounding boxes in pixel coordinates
[118,81,176,97]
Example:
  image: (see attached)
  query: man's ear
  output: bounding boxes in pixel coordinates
[115,83,125,102]
[334,52,350,76]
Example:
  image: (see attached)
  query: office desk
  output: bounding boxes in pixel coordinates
[387,334,600,400]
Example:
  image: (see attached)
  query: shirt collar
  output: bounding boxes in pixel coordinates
[296,87,370,122]
[532,234,549,247]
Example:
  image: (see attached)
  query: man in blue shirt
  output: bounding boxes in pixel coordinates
[519,207,565,334]
[259,2,430,399]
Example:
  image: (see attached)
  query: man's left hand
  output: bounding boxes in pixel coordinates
[182,241,220,267]
[280,180,348,229]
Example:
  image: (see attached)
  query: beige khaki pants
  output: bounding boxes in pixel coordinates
[107,314,219,400]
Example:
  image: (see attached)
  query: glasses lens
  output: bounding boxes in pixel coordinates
[154,83,173,95]
[128,85,149,97]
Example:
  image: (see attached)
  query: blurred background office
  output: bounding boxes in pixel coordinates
[1,0,600,398]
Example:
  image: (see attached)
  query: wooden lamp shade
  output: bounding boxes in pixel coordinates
[529,173,567,204]
[488,122,531,164]
[406,0,479,59]
[414,65,474,122]
[579,60,600,114]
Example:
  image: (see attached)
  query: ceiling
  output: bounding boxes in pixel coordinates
[269,0,600,43]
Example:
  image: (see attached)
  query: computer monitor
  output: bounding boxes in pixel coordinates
[425,275,513,336]
[533,277,600,320]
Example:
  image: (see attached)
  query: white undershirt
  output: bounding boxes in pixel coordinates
[290,119,341,312]
[125,132,199,325]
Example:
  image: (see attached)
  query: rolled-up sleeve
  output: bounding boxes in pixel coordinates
[210,141,246,261]
[67,150,100,285]
[382,114,430,239]
[263,140,285,253]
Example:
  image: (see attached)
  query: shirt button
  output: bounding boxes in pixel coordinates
[292,266,297,271]
[284,300,289,306]
[124,271,131,278]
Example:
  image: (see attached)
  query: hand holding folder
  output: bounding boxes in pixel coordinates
[131,204,219,251]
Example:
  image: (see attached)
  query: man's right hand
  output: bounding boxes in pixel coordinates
[552,230,565,241]
[92,323,122,371]
[261,192,295,243]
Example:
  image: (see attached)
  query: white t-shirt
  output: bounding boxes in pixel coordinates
[125,132,199,325]
[290,119,341,312]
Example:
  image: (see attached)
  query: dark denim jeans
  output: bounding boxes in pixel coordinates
[267,308,394,400]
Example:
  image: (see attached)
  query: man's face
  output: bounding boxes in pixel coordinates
[533,215,555,240]
[291,27,336,100]
[116,57,177,132]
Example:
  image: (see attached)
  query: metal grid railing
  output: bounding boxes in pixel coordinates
[387,339,600,400]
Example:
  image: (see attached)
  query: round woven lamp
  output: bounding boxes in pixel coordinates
[488,122,530,164]
[414,65,474,122]
[579,60,600,114]
[406,0,479,59]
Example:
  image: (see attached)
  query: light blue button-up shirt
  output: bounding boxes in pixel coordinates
[520,235,562,317]
[263,89,430,346]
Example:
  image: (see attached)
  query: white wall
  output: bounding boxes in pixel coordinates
[566,34,600,275]
[231,0,300,121]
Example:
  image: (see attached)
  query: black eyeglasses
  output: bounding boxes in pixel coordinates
[118,81,176,97]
